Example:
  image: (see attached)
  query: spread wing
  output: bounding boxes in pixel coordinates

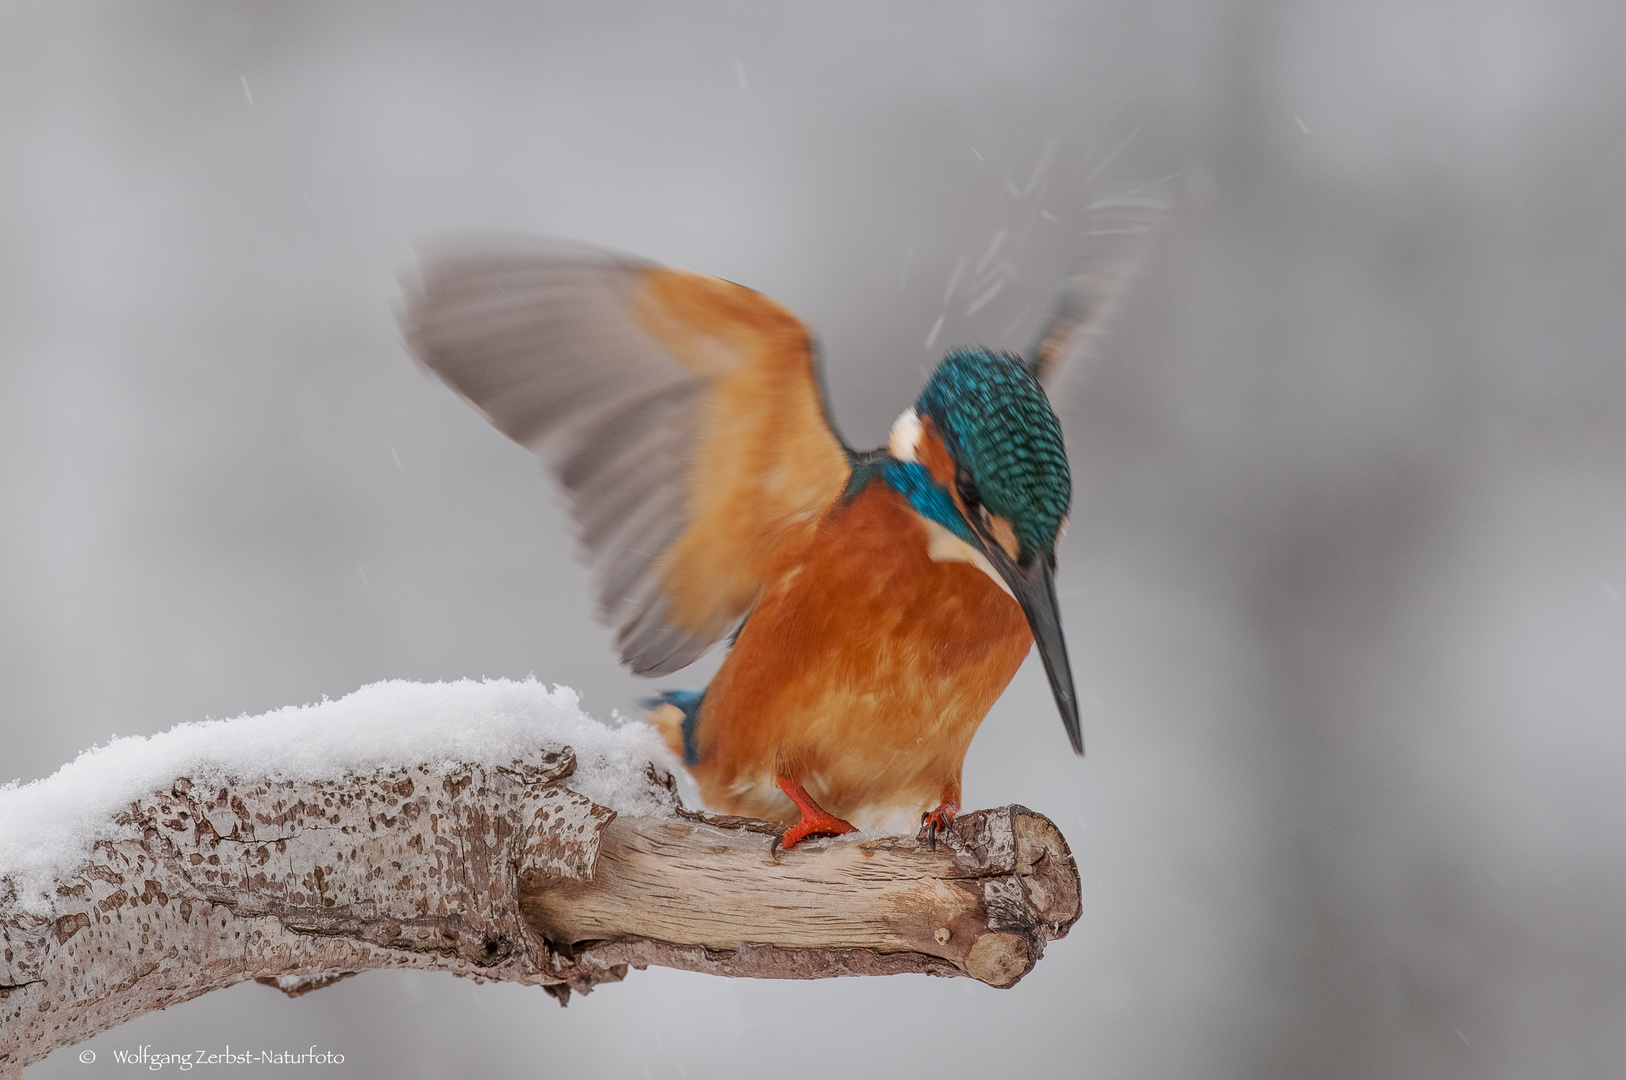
[401,236,852,676]
[1028,194,1168,393]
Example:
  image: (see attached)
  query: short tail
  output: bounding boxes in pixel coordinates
[643,689,704,766]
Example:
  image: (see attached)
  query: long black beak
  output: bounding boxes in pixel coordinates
[976,532,1084,756]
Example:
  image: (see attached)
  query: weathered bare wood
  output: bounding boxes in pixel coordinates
[528,805,1079,990]
[0,746,1078,1076]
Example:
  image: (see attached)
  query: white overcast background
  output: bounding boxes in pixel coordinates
[4,2,1625,1078]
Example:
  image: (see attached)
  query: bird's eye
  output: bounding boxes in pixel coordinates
[955,468,980,511]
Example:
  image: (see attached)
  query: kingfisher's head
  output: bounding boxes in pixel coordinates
[886,348,1083,754]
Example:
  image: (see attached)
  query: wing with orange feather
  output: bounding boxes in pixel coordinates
[401,236,852,676]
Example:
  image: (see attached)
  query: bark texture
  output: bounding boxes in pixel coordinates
[1,745,1078,1075]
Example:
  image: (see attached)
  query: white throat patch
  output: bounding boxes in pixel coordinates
[888,407,922,462]
[922,519,1015,600]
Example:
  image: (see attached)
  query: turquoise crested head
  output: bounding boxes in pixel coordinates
[914,348,1071,565]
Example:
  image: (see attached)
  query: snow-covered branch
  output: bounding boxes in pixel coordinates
[0,681,1079,1075]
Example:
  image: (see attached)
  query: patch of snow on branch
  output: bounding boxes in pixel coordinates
[0,679,676,914]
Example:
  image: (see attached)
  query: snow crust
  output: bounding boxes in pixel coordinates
[0,679,677,914]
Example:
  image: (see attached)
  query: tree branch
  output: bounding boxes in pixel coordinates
[1,744,1078,1075]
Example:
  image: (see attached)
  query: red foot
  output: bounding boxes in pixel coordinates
[771,778,857,854]
[920,800,960,850]
[777,812,857,850]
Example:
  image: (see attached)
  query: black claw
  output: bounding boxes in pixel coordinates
[928,820,938,851]
[769,833,783,858]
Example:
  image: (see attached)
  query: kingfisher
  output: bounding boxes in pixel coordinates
[401,204,1160,850]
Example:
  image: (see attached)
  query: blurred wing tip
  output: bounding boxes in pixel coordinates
[1027,188,1174,385]
[407,230,647,263]
[620,629,713,677]
[399,233,655,324]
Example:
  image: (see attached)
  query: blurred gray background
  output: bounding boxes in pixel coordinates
[4,1,1624,1077]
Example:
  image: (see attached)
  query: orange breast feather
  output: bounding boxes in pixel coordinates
[687,478,1033,827]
